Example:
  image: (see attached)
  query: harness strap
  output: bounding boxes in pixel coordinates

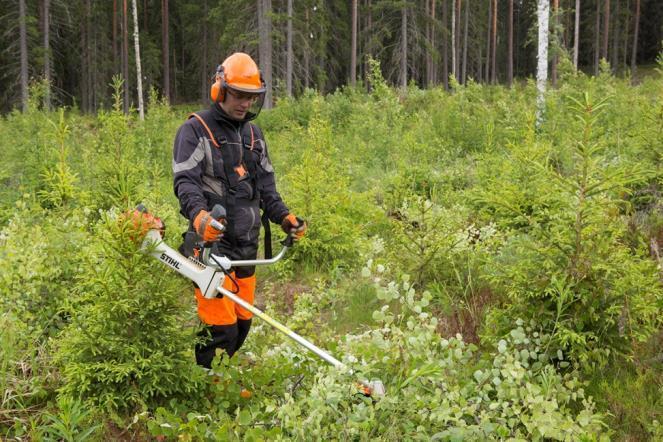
[188,113,220,148]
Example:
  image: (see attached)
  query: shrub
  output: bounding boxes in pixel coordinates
[55,210,203,411]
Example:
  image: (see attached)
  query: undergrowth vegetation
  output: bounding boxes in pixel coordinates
[1,61,662,439]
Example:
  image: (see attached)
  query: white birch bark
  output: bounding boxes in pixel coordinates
[573,0,580,69]
[536,0,549,128]
[131,0,144,120]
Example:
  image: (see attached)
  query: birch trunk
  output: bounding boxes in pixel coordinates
[131,0,144,120]
[573,0,580,69]
[536,0,549,128]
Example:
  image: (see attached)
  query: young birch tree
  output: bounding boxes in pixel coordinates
[131,0,144,120]
[536,0,549,128]
[573,0,580,69]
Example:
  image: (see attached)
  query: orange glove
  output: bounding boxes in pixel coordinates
[123,208,165,241]
[281,214,307,240]
[194,209,224,242]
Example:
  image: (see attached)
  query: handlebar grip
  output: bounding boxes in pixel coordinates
[281,234,295,248]
[210,204,226,220]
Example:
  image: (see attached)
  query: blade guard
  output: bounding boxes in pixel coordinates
[142,229,224,299]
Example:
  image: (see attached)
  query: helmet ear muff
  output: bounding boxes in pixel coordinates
[210,65,225,102]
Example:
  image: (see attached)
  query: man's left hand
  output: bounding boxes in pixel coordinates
[281,214,307,240]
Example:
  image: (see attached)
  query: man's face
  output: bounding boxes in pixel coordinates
[220,88,260,120]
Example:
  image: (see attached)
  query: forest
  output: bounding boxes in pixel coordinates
[1,0,662,112]
[1,0,663,441]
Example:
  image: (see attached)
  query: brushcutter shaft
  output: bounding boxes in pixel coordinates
[217,285,346,370]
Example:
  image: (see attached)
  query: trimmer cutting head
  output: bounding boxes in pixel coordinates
[358,379,386,398]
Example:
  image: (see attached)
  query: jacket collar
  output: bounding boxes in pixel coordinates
[212,103,252,129]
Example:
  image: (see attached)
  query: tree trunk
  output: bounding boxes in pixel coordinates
[143,0,148,32]
[43,0,51,110]
[610,0,620,72]
[162,0,170,102]
[552,0,559,87]
[461,0,469,84]
[630,0,640,80]
[536,0,549,127]
[366,0,372,89]
[19,0,28,111]
[350,0,357,87]
[81,0,89,113]
[431,0,436,85]
[201,0,208,104]
[123,0,130,113]
[86,0,93,111]
[286,0,293,95]
[507,0,513,86]
[601,0,610,62]
[491,0,497,84]
[594,0,600,74]
[304,7,310,89]
[485,0,492,82]
[425,0,431,86]
[131,0,144,120]
[113,0,118,73]
[451,0,456,79]
[622,0,631,68]
[442,0,449,89]
[258,0,273,108]
[573,0,580,69]
[400,4,407,88]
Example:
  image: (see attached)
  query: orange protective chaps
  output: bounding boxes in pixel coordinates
[194,273,256,368]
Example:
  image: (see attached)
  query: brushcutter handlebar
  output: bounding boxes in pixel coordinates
[200,204,297,269]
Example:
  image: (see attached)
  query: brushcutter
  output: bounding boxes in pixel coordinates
[138,205,385,398]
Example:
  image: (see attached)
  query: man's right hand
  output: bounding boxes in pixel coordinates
[194,209,224,242]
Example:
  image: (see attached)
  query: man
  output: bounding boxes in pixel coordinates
[172,52,306,368]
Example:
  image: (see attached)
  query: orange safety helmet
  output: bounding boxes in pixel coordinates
[210,52,266,103]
